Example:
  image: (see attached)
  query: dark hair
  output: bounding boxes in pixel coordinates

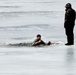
[65,3,72,8]
[37,34,41,37]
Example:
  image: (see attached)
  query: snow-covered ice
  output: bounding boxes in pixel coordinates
[0,0,76,75]
[0,46,76,75]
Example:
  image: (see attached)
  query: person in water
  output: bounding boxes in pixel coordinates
[32,34,51,46]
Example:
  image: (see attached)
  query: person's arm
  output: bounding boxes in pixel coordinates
[66,9,75,21]
[32,40,46,46]
[41,40,46,45]
[32,40,40,46]
[64,9,72,28]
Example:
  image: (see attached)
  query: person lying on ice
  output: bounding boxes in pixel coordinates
[32,34,51,46]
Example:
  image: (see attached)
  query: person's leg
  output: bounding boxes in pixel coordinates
[68,27,74,44]
[65,28,69,44]
[65,27,74,45]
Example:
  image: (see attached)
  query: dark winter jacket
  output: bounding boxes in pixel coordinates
[32,39,46,46]
[64,8,76,28]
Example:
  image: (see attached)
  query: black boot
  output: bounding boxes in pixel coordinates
[65,43,74,46]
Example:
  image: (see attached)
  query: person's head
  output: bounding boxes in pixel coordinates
[36,34,41,40]
[65,3,72,9]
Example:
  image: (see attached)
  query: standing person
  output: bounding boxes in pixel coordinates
[64,3,76,45]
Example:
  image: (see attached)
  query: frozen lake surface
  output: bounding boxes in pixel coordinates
[0,45,76,75]
[0,0,76,75]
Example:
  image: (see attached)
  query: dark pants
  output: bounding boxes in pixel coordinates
[65,27,74,44]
